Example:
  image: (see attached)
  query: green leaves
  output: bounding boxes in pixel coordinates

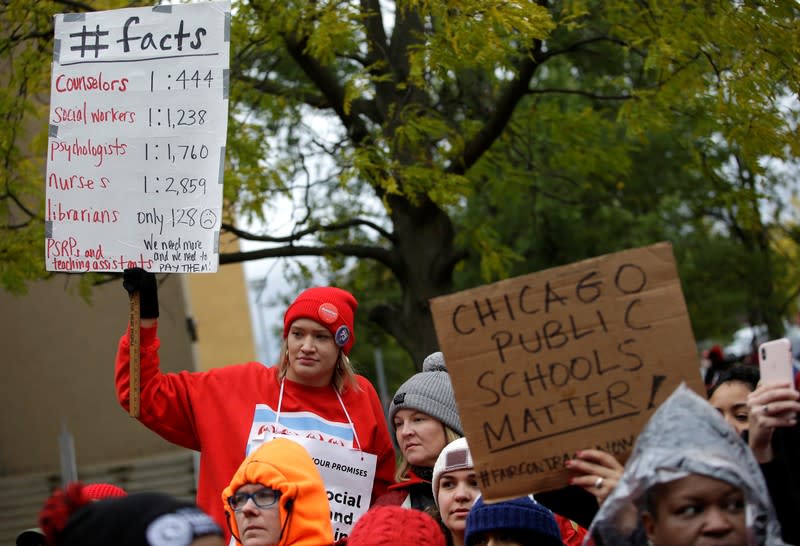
[3,0,799,359]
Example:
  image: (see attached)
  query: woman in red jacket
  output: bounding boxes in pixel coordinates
[116,269,395,542]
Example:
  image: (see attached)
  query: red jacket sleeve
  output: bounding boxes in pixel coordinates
[555,513,589,546]
[114,323,201,450]
[357,376,396,503]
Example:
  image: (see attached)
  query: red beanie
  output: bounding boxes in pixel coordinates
[346,506,445,546]
[82,483,127,500]
[283,287,358,355]
[38,482,129,545]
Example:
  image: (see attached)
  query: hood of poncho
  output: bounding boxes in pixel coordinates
[586,383,786,546]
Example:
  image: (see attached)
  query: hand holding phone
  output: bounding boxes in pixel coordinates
[758,337,796,388]
[750,338,799,461]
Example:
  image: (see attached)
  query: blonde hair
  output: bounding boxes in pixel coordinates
[395,425,461,483]
[277,339,359,393]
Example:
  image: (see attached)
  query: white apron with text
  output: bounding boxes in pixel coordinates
[245,380,377,542]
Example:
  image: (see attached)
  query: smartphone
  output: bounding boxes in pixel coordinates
[758,338,796,388]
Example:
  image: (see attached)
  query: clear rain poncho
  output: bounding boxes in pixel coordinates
[586,383,787,546]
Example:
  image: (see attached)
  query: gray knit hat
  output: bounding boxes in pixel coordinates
[389,352,463,436]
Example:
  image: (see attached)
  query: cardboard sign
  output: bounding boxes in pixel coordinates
[429,242,703,501]
[45,2,230,273]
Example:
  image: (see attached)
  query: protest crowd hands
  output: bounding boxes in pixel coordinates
[746,382,800,463]
[565,448,624,506]
[122,267,159,319]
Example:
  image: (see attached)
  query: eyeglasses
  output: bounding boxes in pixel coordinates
[227,488,280,512]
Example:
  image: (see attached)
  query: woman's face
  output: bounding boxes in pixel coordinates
[642,474,747,546]
[285,318,340,387]
[437,469,480,536]
[393,409,448,467]
[708,381,752,435]
[231,484,282,546]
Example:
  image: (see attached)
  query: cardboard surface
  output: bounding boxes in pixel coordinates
[429,242,703,501]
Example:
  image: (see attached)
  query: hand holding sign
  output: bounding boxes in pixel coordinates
[122,268,159,319]
[121,267,158,418]
[48,2,230,419]
[565,448,624,505]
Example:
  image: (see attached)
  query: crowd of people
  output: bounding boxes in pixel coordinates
[20,273,800,546]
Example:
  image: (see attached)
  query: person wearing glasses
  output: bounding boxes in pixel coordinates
[222,437,333,546]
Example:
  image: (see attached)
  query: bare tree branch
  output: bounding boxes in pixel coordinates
[526,88,635,100]
[221,217,395,243]
[239,73,330,109]
[360,0,390,69]
[282,35,371,144]
[451,48,541,175]
[220,242,394,267]
[538,35,642,63]
[51,0,96,12]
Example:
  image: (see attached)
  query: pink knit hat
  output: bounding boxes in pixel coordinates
[346,506,445,546]
[283,287,358,355]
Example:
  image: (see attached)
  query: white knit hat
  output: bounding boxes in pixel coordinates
[432,437,474,506]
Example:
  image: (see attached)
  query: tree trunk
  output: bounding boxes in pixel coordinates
[369,194,464,369]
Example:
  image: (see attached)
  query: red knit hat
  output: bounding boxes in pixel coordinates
[82,483,127,500]
[37,482,129,545]
[283,287,358,355]
[346,505,445,546]
[40,486,221,546]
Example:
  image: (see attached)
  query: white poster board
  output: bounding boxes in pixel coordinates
[246,408,378,540]
[45,2,231,273]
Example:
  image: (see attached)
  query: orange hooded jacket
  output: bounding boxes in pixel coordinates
[222,438,333,546]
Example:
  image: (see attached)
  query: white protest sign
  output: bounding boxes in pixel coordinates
[295,438,375,543]
[45,2,230,273]
[246,408,377,542]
